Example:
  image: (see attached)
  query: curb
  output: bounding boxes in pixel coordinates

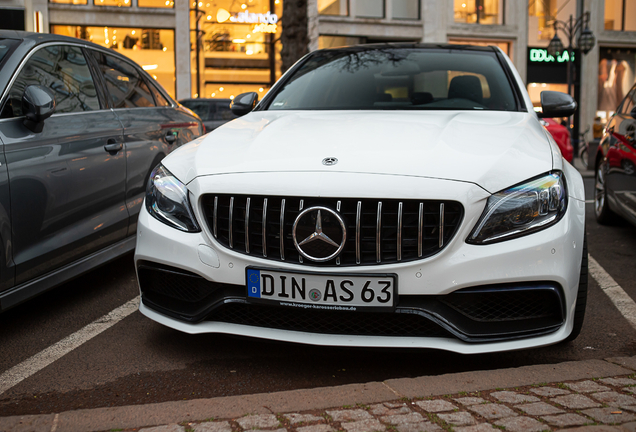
[2,356,636,432]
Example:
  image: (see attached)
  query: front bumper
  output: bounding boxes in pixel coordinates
[135,172,586,354]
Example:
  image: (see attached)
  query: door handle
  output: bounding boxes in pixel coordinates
[104,138,123,154]
[165,131,177,144]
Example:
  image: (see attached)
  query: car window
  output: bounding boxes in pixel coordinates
[214,101,237,120]
[91,50,155,108]
[620,87,636,115]
[147,79,171,107]
[1,44,101,119]
[0,39,19,68]
[266,48,517,112]
[181,100,212,120]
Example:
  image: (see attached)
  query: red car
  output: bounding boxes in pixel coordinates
[541,118,573,163]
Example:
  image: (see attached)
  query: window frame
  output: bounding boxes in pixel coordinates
[0,42,110,120]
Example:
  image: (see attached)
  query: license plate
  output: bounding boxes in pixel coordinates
[245,268,396,312]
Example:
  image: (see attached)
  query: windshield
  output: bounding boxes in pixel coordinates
[266,47,518,112]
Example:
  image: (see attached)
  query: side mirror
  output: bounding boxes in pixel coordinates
[230,92,258,117]
[538,91,576,118]
[22,85,56,133]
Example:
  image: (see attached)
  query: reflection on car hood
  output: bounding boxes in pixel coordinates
[164,110,552,194]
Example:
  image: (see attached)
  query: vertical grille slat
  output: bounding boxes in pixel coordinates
[229,197,234,249]
[376,201,382,263]
[245,198,251,253]
[356,201,361,265]
[202,195,463,267]
[262,198,268,258]
[280,198,286,261]
[397,202,403,262]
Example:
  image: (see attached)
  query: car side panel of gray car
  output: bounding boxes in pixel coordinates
[0,35,202,311]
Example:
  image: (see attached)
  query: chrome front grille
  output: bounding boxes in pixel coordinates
[201,195,463,266]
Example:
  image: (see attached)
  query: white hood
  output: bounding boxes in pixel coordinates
[164,110,553,194]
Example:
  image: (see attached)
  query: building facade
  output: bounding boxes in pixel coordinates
[1,0,635,136]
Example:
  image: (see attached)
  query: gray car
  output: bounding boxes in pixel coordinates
[0,31,203,311]
[179,98,238,132]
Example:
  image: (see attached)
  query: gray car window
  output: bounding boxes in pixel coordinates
[91,50,155,108]
[1,44,100,118]
[146,79,171,107]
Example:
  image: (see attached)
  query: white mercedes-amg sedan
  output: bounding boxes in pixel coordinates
[135,44,586,354]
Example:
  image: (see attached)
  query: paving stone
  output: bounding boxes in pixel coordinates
[622,405,636,412]
[562,427,630,432]
[516,402,564,416]
[193,421,232,432]
[385,402,408,409]
[494,416,550,432]
[551,394,602,409]
[600,377,636,387]
[468,403,518,420]
[236,414,280,429]
[340,419,385,432]
[581,407,636,423]
[626,387,636,394]
[591,391,636,406]
[327,409,373,422]
[251,429,286,432]
[139,425,185,432]
[530,387,571,397]
[453,397,485,406]
[566,380,611,393]
[297,425,334,432]
[490,391,540,404]
[540,414,591,428]
[284,413,324,425]
[395,422,442,432]
[415,400,457,412]
[437,412,477,426]
[453,424,497,431]
[380,412,425,425]
[370,403,411,416]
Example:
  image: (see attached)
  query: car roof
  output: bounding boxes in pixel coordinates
[316,43,500,54]
[0,30,116,52]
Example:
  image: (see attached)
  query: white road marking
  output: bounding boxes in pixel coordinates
[0,296,139,395]
[589,255,636,331]
[585,200,595,204]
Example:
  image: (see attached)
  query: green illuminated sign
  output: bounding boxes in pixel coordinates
[529,48,575,63]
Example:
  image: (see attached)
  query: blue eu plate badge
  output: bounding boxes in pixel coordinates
[247,269,261,298]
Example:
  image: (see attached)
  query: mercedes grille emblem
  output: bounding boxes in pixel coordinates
[292,206,346,262]
[322,157,338,166]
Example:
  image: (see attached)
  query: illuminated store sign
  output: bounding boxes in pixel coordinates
[529,48,575,63]
[217,8,278,24]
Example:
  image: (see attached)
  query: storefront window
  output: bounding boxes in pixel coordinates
[454,0,503,25]
[318,36,364,49]
[392,0,419,19]
[597,48,636,124]
[318,0,348,16]
[49,0,87,4]
[605,0,636,31]
[94,0,131,6]
[528,0,576,46]
[51,25,176,97]
[356,0,384,18]
[139,0,174,7]
[190,0,282,99]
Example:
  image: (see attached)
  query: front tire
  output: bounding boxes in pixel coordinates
[595,162,618,224]
[564,234,587,342]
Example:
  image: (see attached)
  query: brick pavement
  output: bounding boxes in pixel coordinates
[136,373,636,432]
[3,357,636,432]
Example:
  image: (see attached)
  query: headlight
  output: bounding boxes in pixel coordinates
[467,172,567,244]
[145,165,200,232]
